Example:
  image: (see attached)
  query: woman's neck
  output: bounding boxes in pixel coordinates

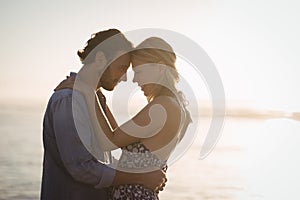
[149,87,176,102]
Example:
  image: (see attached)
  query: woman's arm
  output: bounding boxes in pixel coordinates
[105,107,118,130]
[94,96,180,150]
[94,95,140,148]
[96,90,118,130]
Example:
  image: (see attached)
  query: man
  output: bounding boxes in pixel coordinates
[41,29,166,200]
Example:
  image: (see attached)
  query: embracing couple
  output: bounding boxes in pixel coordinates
[41,29,192,200]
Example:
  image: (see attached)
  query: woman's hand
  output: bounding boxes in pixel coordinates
[54,76,75,91]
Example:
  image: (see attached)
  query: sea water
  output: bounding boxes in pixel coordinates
[1,106,300,200]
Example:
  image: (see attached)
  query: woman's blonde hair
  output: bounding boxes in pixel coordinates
[131,37,179,101]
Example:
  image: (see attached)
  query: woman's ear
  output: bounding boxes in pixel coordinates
[158,63,167,74]
[95,51,107,70]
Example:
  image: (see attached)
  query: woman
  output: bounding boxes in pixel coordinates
[95,37,192,200]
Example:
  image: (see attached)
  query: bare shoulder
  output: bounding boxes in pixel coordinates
[140,95,183,153]
[150,96,181,117]
[133,95,181,128]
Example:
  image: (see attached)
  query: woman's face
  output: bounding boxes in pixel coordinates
[132,58,161,97]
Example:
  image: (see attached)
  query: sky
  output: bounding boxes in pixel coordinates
[0,0,299,112]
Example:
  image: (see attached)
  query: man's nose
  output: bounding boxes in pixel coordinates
[119,73,127,82]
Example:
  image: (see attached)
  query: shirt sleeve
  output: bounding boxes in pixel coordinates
[51,93,116,188]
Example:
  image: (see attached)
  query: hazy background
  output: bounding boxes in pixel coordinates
[1,0,299,111]
[1,0,300,199]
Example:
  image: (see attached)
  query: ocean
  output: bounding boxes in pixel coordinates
[1,105,300,200]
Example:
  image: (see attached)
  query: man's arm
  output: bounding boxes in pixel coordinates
[51,92,166,190]
[52,94,115,188]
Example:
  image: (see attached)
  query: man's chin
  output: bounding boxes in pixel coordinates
[102,84,115,91]
[102,80,119,91]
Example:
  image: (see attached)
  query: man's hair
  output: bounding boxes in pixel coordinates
[77,29,133,64]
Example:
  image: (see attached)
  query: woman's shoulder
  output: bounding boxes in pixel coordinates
[150,96,181,118]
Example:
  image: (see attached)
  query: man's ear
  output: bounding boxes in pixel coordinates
[95,51,107,70]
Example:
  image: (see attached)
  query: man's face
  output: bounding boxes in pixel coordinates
[99,53,131,91]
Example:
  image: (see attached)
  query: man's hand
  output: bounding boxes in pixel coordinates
[138,169,167,193]
[113,169,167,192]
[54,76,75,91]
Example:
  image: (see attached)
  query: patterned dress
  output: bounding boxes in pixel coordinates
[110,142,167,200]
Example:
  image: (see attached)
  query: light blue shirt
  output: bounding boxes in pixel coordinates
[42,78,115,198]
